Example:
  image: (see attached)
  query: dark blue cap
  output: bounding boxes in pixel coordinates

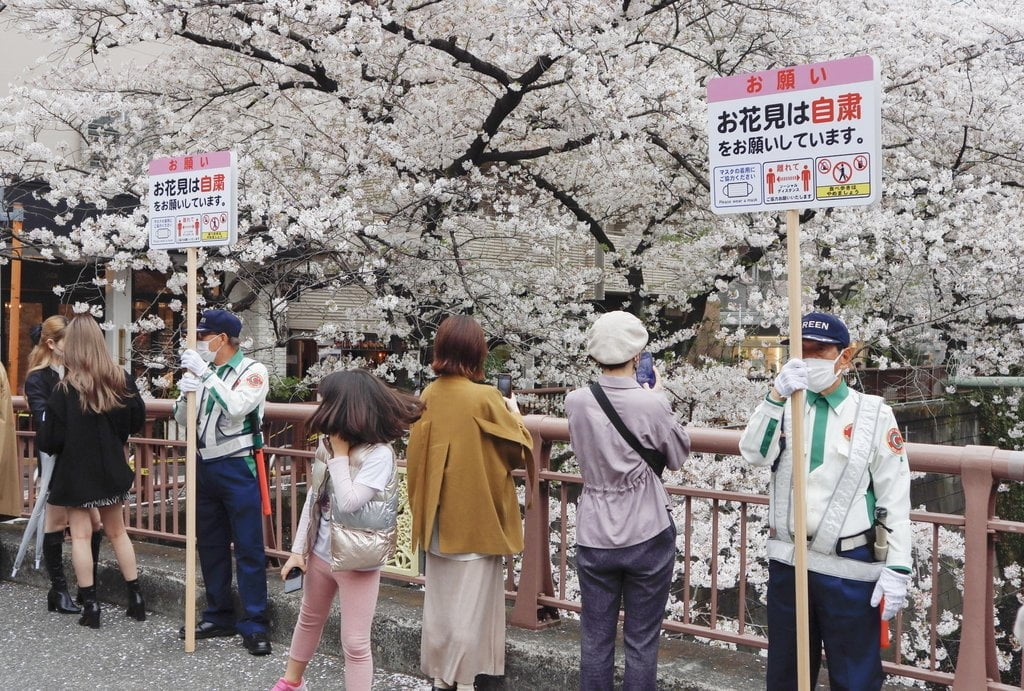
[783,311,850,348]
[197,309,242,338]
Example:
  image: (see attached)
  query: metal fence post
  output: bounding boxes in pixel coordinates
[952,445,999,689]
[509,415,559,629]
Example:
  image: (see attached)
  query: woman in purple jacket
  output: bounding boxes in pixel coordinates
[565,311,691,690]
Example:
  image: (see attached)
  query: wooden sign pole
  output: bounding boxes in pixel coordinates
[6,203,23,390]
[786,208,811,690]
[184,247,198,652]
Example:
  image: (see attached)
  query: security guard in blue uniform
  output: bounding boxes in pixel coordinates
[740,312,912,690]
[174,309,272,656]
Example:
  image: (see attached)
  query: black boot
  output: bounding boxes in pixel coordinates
[78,585,100,628]
[42,531,80,614]
[125,578,146,621]
[77,530,103,606]
[91,530,102,583]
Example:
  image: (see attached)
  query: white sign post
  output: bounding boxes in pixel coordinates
[147,150,237,653]
[707,56,881,691]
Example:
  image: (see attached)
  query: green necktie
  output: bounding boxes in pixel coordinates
[809,396,829,472]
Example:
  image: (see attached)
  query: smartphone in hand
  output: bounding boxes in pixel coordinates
[284,566,304,593]
[636,352,656,388]
[496,373,513,398]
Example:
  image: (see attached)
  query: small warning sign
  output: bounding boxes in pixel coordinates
[712,163,762,210]
[176,215,201,243]
[764,158,814,206]
[202,212,230,242]
[815,152,871,199]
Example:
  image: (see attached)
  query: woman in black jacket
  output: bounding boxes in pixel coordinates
[37,316,147,628]
[20,315,102,613]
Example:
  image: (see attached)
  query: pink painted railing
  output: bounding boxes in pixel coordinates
[9,399,1024,689]
[512,415,1024,691]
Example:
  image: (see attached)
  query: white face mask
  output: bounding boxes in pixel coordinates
[805,352,844,393]
[195,337,221,363]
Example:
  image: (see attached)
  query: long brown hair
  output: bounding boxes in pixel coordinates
[308,369,423,446]
[61,316,129,414]
[27,315,68,374]
[431,315,488,380]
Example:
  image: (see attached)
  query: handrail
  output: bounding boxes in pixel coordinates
[515,414,1023,690]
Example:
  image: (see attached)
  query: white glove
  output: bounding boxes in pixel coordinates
[870,568,911,621]
[177,373,205,394]
[772,358,808,397]
[180,349,208,378]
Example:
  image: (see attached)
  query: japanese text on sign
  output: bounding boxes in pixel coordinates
[707,55,882,214]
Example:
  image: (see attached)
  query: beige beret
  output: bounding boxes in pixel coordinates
[587,311,649,365]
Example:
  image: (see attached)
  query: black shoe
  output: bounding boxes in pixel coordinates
[125,579,146,622]
[241,631,272,656]
[47,587,82,614]
[474,675,504,690]
[42,531,80,614]
[178,620,237,640]
[77,585,100,629]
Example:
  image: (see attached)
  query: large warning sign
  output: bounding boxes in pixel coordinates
[707,55,881,214]
[148,150,237,249]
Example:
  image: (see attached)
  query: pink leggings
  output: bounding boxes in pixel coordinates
[289,554,382,691]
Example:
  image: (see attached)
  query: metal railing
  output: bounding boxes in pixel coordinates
[511,416,1024,691]
[9,399,1022,689]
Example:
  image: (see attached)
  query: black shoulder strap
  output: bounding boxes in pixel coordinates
[588,382,667,478]
[771,406,787,473]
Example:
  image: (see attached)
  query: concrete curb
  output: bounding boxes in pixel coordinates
[0,523,766,690]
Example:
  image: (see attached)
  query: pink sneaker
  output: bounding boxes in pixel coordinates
[270,678,307,691]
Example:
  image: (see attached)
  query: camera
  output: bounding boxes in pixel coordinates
[284,566,303,593]
[635,352,656,388]
[496,373,513,398]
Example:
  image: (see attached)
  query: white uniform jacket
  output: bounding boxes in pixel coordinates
[173,349,269,461]
[739,382,911,571]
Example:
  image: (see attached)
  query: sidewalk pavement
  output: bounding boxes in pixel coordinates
[0,521,770,690]
[0,579,427,691]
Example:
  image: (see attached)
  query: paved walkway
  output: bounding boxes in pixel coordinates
[0,579,429,691]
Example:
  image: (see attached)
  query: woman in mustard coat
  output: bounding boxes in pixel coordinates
[406,315,534,691]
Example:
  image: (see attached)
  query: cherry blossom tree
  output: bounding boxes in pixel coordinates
[0,0,1016,386]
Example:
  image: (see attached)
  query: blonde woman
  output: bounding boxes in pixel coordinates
[14,315,103,613]
[37,316,147,628]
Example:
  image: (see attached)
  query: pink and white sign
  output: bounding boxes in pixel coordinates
[707,55,881,214]
[148,150,237,248]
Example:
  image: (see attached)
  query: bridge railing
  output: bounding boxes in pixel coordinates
[512,415,1024,691]
[9,399,1023,689]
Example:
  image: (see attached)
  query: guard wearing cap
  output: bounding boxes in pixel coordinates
[173,309,272,656]
[739,312,912,690]
[565,311,691,690]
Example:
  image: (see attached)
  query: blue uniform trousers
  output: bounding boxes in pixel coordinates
[196,455,268,636]
[576,524,676,691]
[766,544,883,691]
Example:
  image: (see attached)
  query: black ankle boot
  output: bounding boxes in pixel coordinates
[77,531,103,606]
[125,578,145,621]
[78,585,100,628]
[90,530,102,581]
[42,531,80,614]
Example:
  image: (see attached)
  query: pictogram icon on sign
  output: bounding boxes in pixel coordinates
[814,152,871,201]
[723,182,753,198]
[833,162,852,183]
